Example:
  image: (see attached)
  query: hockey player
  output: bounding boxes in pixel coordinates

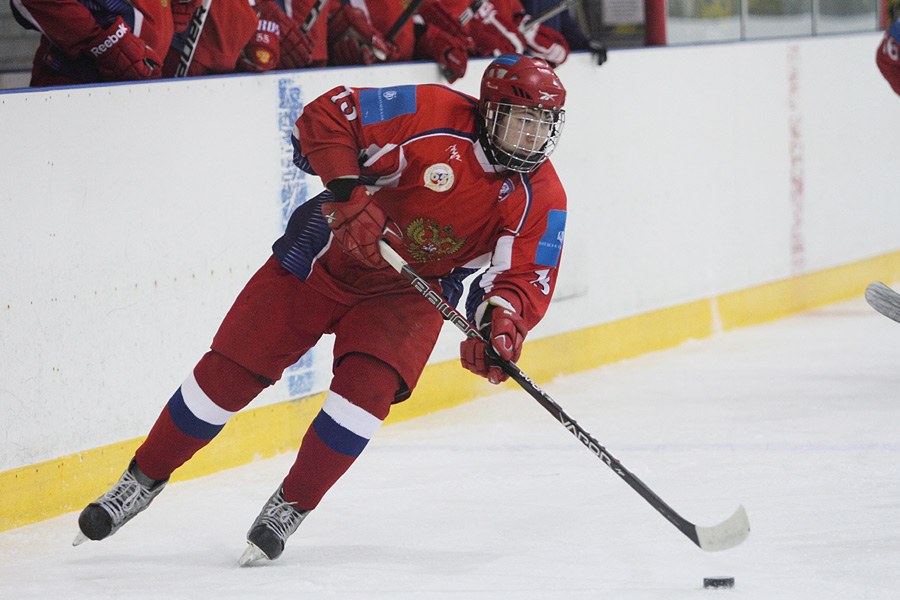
[877,16,900,97]
[10,0,199,86]
[73,54,568,566]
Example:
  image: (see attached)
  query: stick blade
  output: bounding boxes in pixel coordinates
[694,505,750,552]
[865,282,900,324]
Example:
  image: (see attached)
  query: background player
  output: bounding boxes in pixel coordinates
[11,0,198,86]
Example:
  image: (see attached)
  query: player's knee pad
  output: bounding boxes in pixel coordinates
[331,353,405,420]
[193,350,272,413]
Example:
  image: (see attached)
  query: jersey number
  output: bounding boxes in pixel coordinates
[884,37,900,62]
[531,269,552,295]
[330,88,358,122]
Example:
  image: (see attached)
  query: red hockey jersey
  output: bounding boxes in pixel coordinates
[877,19,900,97]
[277,83,567,331]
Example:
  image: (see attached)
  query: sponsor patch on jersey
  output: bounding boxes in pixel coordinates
[535,209,566,268]
[424,163,455,192]
[498,178,514,202]
[359,85,417,125]
[405,217,467,262]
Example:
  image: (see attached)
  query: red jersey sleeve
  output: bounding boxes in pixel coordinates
[877,21,900,97]
[15,0,109,57]
[293,85,369,183]
[190,0,259,74]
[15,0,172,59]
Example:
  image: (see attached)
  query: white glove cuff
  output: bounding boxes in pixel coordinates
[474,296,516,331]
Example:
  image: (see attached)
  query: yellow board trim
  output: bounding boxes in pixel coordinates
[3,250,900,533]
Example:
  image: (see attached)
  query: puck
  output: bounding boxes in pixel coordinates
[703,577,734,589]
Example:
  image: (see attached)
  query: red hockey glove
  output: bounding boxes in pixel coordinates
[238,4,283,72]
[460,298,527,384]
[171,0,202,33]
[321,184,402,269]
[328,5,396,65]
[255,0,313,69]
[88,17,161,81]
[419,0,475,53]
[517,14,569,66]
[276,15,313,68]
[416,26,469,83]
[467,1,525,57]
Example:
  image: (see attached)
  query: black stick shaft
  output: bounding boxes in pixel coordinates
[175,0,213,77]
[300,0,330,34]
[384,0,428,42]
[378,242,706,546]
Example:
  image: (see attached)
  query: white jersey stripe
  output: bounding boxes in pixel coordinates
[479,235,515,295]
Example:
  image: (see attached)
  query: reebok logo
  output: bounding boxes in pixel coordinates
[90,22,128,57]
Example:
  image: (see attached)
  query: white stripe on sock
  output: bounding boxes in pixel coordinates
[180,371,237,426]
[321,390,383,440]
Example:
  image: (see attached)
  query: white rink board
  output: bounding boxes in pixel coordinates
[1,33,898,472]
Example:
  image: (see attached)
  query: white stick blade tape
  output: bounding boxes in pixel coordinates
[696,505,750,552]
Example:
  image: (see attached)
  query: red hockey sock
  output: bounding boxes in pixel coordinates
[135,351,268,481]
[282,353,401,509]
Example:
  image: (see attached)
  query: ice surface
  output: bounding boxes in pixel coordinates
[2,296,899,599]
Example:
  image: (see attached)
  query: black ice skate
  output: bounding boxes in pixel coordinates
[72,457,168,546]
[239,486,310,566]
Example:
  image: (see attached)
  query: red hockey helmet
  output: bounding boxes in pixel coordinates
[479,54,567,172]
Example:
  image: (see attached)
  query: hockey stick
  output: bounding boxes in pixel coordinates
[458,0,488,26]
[362,0,427,62]
[865,281,900,324]
[378,240,750,552]
[300,0,330,34]
[174,0,213,77]
[354,0,427,62]
[519,0,570,33]
[384,0,428,42]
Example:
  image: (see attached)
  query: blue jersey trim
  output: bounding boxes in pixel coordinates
[272,189,333,281]
[359,85,417,125]
[508,173,533,235]
[403,127,478,144]
[891,19,900,42]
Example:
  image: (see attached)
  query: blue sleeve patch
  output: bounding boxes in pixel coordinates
[359,85,417,126]
[891,19,900,42]
[535,209,566,268]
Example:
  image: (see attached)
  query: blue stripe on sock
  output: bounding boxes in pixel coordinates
[167,388,225,440]
[312,410,369,457]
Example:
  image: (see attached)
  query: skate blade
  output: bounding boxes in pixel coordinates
[72,531,89,547]
[238,542,270,567]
